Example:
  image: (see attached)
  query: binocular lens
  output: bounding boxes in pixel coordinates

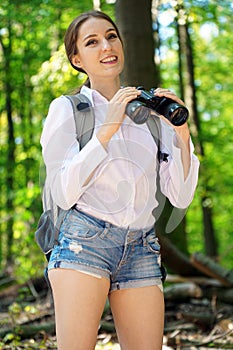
[171,107,189,126]
[125,101,150,124]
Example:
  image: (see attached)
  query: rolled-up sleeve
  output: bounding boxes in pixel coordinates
[159,119,200,209]
[40,96,107,209]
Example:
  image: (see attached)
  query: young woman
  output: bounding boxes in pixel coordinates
[41,10,199,350]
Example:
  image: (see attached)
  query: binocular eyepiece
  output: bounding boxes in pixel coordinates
[126,87,189,126]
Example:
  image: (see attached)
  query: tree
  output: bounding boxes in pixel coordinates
[115,0,159,88]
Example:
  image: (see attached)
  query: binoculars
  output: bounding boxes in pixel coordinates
[126,87,189,126]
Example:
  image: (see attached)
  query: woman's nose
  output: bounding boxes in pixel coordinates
[102,39,111,50]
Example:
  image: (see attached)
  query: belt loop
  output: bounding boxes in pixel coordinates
[142,231,147,246]
[105,222,111,228]
[100,227,108,238]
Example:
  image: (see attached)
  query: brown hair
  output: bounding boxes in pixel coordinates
[64,10,123,74]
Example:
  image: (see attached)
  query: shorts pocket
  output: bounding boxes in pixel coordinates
[146,230,160,254]
[61,210,102,241]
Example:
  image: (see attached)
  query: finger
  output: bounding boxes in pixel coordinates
[154,88,171,94]
[112,87,140,103]
[118,87,139,97]
[154,88,185,106]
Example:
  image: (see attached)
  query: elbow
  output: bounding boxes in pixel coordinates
[167,190,193,209]
[161,180,196,210]
[170,194,194,209]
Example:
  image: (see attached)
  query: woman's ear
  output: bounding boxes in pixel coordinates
[72,55,82,69]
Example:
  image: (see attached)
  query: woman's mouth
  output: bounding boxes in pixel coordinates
[100,56,118,64]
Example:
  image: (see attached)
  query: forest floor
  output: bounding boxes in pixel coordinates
[0,274,233,349]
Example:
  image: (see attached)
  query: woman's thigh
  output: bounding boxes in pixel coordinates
[109,285,164,350]
[49,268,110,350]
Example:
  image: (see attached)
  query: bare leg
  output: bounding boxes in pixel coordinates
[109,285,164,350]
[48,269,110,350]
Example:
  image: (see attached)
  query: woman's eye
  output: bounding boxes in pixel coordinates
[86,39,97,46]
[108,33,118,40]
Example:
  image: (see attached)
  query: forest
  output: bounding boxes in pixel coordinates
[1,0,233,348]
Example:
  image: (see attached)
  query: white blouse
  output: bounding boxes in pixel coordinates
[41,85,200,230]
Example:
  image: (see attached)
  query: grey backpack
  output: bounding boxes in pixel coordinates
[35,93,95,261]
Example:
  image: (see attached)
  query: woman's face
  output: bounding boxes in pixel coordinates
[72,17,124,84]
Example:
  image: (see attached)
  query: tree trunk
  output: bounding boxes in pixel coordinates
[156,196,189,256]
[191,252,233,287]
[202,197,218,257]
[115,0,159,88]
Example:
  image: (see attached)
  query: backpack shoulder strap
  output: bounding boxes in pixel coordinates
[64,93,95,150]
[146,116,160,148]
[146,116,169,163]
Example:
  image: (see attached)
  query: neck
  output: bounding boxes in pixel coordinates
[90,77,121,100]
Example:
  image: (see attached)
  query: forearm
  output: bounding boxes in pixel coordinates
[174,123,191,180]
[96,123,118,149]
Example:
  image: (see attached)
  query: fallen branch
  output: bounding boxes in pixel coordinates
[164,282,202,300]
[166,274,223,287]
[191,252,233,287]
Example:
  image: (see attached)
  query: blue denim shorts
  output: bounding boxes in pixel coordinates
[48,208,163,292]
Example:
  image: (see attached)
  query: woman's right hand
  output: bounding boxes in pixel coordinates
[96,87,140,147]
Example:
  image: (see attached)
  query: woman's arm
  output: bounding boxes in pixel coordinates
[153,88,193,180]
[152,88,199,208]
[173,123,191,180]
[41,96,108,209]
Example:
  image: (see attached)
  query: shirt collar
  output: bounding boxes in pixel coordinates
[80,85,108,106]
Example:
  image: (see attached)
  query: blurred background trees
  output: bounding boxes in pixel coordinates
[0,0,232,282]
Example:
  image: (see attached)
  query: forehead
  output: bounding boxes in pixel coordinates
[78,17,115,38]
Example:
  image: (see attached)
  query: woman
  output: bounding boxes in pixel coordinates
[41,10,199,350]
